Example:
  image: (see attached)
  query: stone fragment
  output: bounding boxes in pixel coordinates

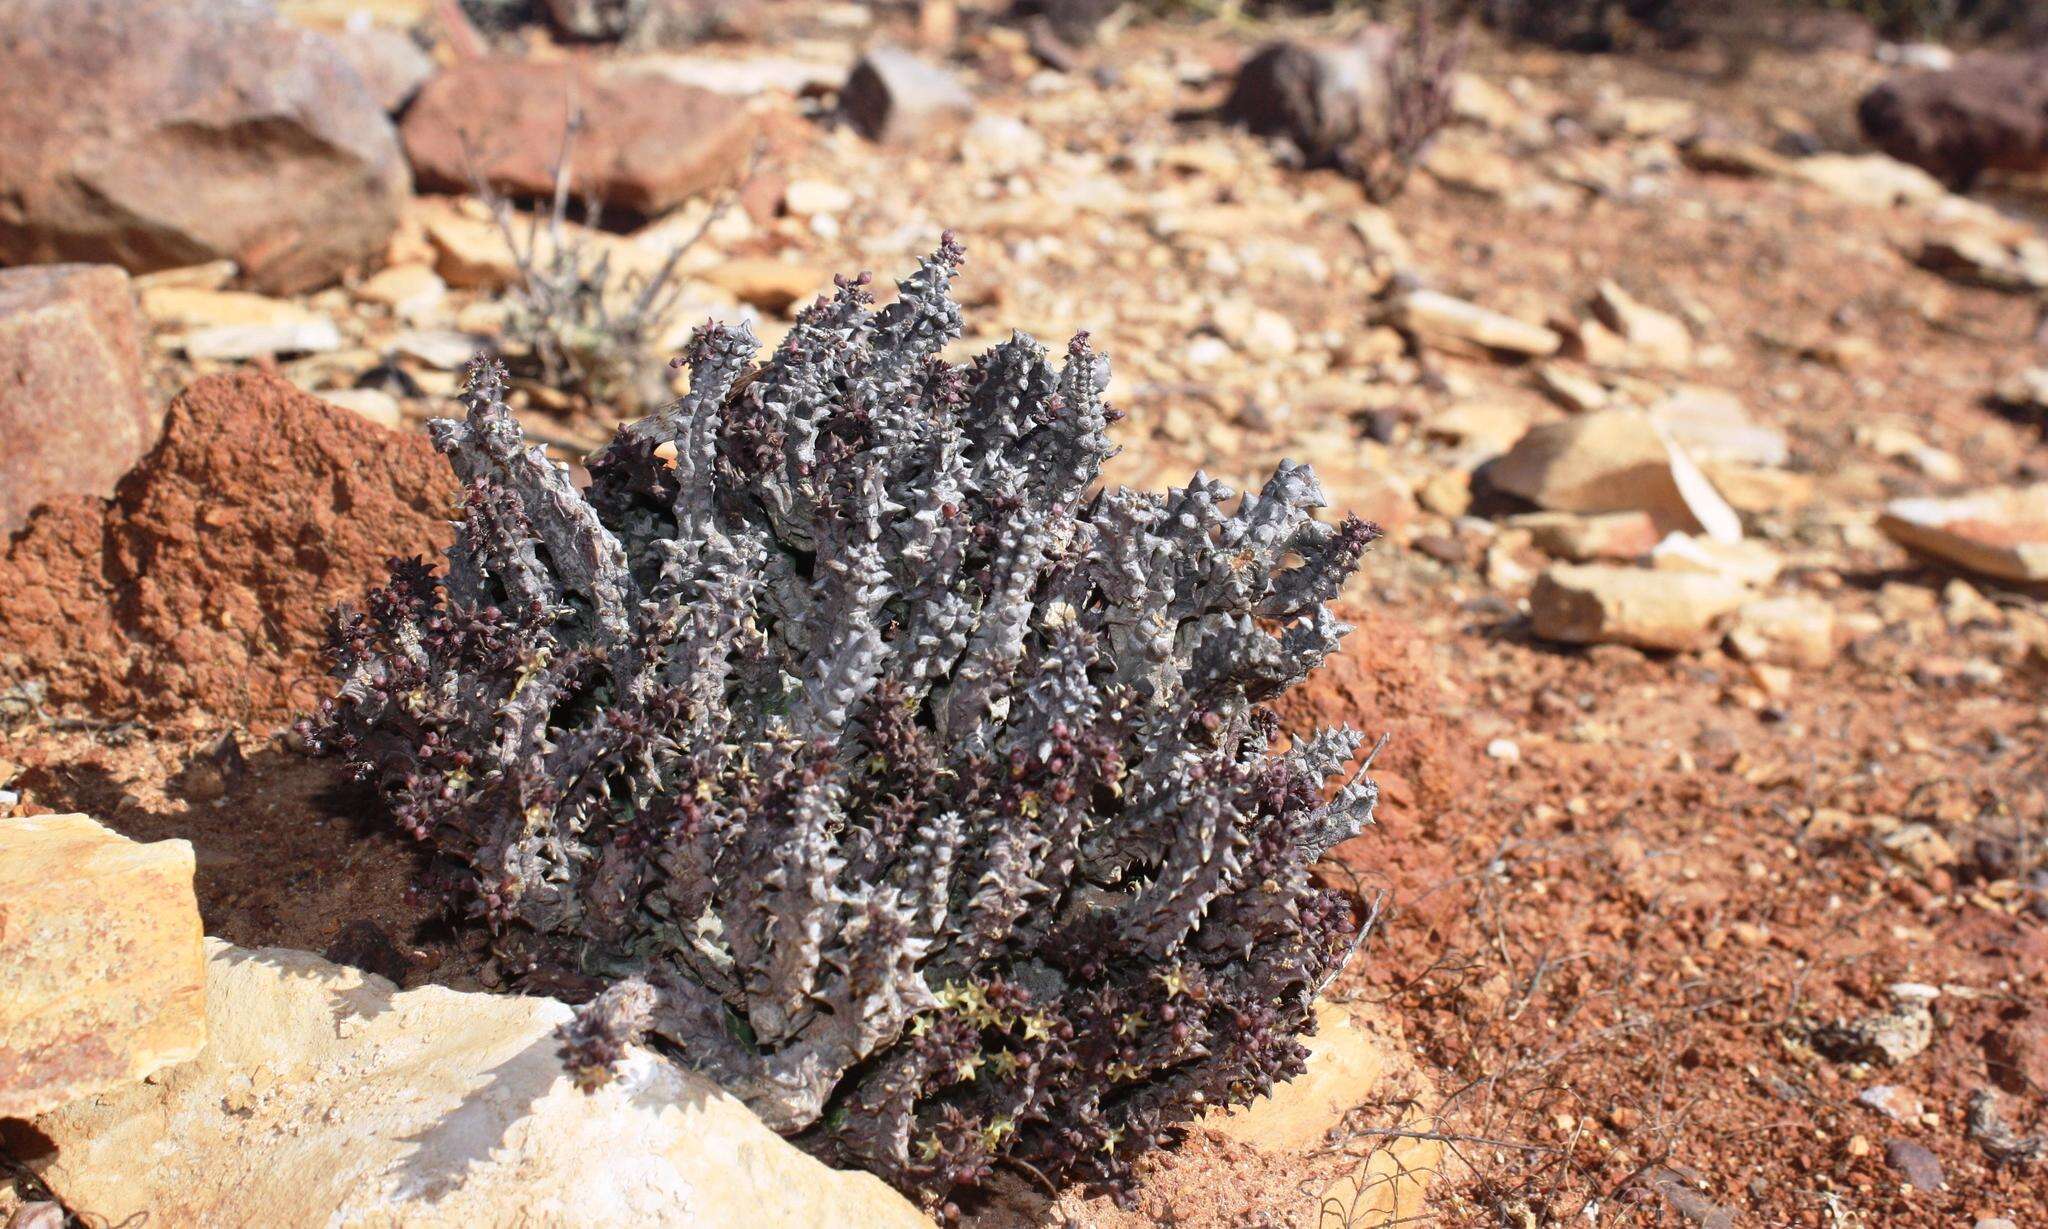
[1857,1085,1923,1122]
[1487,410,1742,542]
[1701,463,1816,516]
[318,387,405,430]
[702,259,828,315]
[1590,281,1693,370]
[1648,387,1788,468]
[1530,564,1747,652]
[402,61,753,213]
[1996,367,2048,413]
[1915,232,2048,293]
[1790,153,1948,208]
[1650,534,1784,588]
[132,260,239,293]
[425,213,525,290]
[1727,595,1836,669]
[28,941,931,1229]
[1680,137,1794,178]
[353,263,447,318]
[1883,1139,1945,1191]
[0,0,410,293]
[0,813,205,1118]
[1534,364,1607,412]
[178,320,343,361]
[959,114,1047,176]
[330,22,436,113]
[393,329,490,371]
[1640,1168,1737,1229]
[1390,289,1561,360]
[1879,486,2048,583]
[783,178,857,218]
[841,47,975,143]
[1210,301,1299,361]
[1816,986,1937,1066]
[626,54,849,97]
[1512,511,1659,562]
[1423,132,1521,198]
[140,287,323,331]
[1590,93,1698,140]
[1449,71,1522,130]
[0,264,155,534]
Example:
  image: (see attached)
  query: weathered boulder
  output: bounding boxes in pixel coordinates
[1879,486,2048,583]
[29,941,932,1228]
[1859,52,2048,190]
[0,0,411,294]
[840,47,976,143]
[1221,33,1395,169]
[402,60,754,213]
[0,814,205,1119]
[0,264,155,535]
[1486,410,1742,543]
[1531,564,1747,652]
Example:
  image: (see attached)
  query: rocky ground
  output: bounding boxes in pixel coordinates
[3,1,2047,1226]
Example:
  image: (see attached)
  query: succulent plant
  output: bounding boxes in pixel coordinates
[306,237,1382,1213]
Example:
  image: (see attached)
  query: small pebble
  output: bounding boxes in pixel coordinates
[1486,738,1521,763]
[1882,1138,1944,1191]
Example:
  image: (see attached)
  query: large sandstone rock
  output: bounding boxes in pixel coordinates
[0,265,155,534]
[30,941,932,1229]
[0,0,411,294]
[0,814,205,1119]
[1487,410,1742,543]
[1531,564,1747,652]
[1879,486,2048,584]
[403,60,755,213]
[1859,53,2048,190]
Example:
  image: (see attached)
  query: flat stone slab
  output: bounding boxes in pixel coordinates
[1879,485,2048,583]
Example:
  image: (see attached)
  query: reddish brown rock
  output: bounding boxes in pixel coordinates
[0,0,411,293]
[401,61,754,213]
[0,264,154,534]
[0,371,456,725]
[1859,52,2048,190]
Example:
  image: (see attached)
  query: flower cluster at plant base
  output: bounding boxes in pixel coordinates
[306,236,1382,1215]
